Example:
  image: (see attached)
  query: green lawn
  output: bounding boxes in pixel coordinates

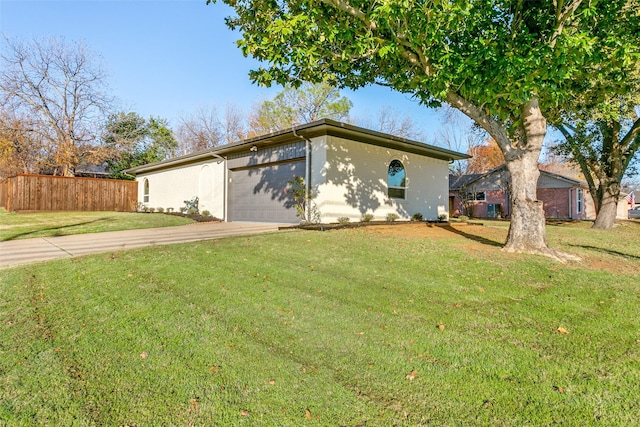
[0,210,194,241]
[1,221,639,425]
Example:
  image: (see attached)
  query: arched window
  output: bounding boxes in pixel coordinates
[388,160,406,199]
[143,178,150,203]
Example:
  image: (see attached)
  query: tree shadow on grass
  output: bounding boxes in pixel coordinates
[2,218,110,242]
[440,224,504,248]
[568,244,640,261]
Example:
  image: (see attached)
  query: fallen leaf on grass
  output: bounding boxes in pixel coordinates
[556,327,569,335]
[305,409,312,419]
[268,379,276,385]
[189,398,198,409]
[140,351,148,359]
[437,324,445,331]
[405,370,418,380]
[553,386,565,393]
[241,410,250,416]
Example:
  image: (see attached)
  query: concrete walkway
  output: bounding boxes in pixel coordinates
[0,222,286,268]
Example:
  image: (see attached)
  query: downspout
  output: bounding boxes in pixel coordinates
[292,126,312,221]
[211,153,227,222]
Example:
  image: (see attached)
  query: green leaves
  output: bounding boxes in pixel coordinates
[103,112,177,179]
[215,0,639,130]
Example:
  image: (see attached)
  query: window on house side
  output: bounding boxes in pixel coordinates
[465,191,486,202]
[577,189,584,213]
[388,160,406,199]
[143,179,150,203]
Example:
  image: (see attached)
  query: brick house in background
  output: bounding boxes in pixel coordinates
[449,165,596,220]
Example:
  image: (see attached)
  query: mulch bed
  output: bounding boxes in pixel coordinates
[164,212,222,223]
[279,220,470,231]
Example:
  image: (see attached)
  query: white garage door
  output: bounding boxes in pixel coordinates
[229,161,306,223]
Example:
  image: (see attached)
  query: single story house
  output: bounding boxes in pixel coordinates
[449,165,597,220]
[125,119,469,224]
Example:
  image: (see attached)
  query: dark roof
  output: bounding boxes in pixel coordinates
[449,173,484,190]
[125,119,470,175]
[449,164,587,190]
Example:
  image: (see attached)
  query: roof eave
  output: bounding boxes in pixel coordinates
[125,119,470,175]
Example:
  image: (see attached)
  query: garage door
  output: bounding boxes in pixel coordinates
[229,161,306,223]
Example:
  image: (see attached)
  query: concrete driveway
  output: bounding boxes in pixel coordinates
[0,222,286,268]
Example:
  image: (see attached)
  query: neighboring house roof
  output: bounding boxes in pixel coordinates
[125,119,470,175]
[75,164,110,178]
[449,164,587,191]
[449,173,485,191]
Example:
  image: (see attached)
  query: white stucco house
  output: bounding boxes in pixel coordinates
[125,119,468,224]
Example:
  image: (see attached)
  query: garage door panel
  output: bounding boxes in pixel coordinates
[230,161,305,223]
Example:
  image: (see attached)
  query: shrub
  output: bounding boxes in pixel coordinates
[156,207,164,213]
[386,213,399,222]
[361,213,374,222]
[337,217,351,224]
[167,207,174,213]
[148,207,156,213]
[202,210,211,217]
[285,175,320,224]
[412,212,423,221]
[459,215,469,222]
[183,197,199,215]
[438,213,448,222]
[137,202,145,212]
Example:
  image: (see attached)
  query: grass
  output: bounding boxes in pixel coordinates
[0,210,194,241]
[1,220,639,425]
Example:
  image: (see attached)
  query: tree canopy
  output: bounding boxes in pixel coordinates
[553,104,640,229]
[103,112,177,179]
[249,82,352,135]
[211,0,640,260]
[0,35,113,176]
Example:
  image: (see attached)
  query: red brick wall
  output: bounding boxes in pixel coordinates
[538,188,570,219]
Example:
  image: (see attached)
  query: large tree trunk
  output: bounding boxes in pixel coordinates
[501,99,580,262]
[592,183,620,230]
[503,155,549,253]
[447,94,579,261]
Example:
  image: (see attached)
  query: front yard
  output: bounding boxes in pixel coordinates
[1,220,639,425]
[0,210,194,241]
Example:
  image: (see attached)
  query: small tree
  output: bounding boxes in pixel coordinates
[285,175,319,223]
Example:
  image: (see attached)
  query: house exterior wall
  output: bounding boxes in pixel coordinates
[311,135,449,222]
[136,159,225,218]
[617,198,634,219]
[451,184,596,220]
[538,188,572,219]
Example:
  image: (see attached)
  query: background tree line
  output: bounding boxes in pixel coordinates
[0,35,424,181]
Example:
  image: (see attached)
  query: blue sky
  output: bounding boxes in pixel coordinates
[1,0,454,142]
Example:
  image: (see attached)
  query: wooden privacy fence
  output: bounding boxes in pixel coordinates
[0,174,138,212]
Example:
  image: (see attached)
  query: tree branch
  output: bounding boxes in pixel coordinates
[549,0,582,49]
[320,0,376,30]
[445,91,512,156]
